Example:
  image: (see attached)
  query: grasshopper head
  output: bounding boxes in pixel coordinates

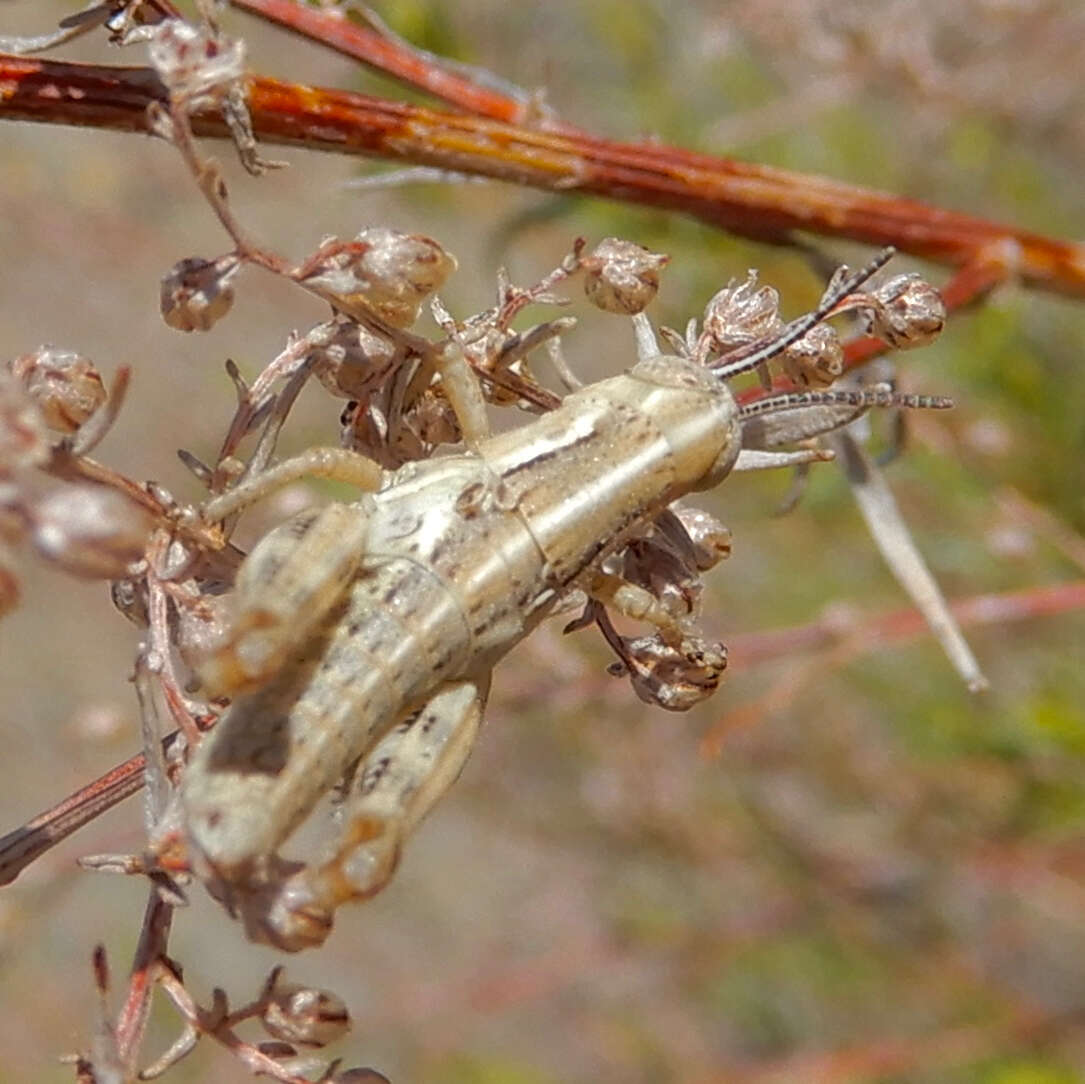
[625,353,742,493]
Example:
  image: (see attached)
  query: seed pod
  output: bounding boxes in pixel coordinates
[11,346,107,434]
[613,633,728,712]
[582,238,668,315]
[160,255,240,332]
[147,18,247,104]
[298,229,456,328]
[621,536,702,620]
[781,323,844,388]
[309,317,399,400]
[261,983,351,1048]
[702,271,783,351]
[30,484,155,579]
[867,274,946,349]
[174,587,233,670]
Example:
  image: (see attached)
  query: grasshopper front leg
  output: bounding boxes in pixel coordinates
[231,677,489,950]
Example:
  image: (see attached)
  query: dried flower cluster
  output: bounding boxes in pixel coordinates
[0,209,956,1080]
[0,99,957,1075]
[687,266,945,385]
[0,5,983,1083]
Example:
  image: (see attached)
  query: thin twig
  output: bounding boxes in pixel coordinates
[115,889,175,1071]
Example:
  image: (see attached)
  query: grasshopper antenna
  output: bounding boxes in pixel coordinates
[739,386,954,420]
[710,247,895,381]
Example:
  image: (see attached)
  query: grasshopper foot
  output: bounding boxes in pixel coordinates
[187,679,486,949]
[262,826,403,951]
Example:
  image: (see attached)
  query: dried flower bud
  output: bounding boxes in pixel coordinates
[620,538,701,621]
[30,484,154,579]
[781,323,844,388]
[672,507,732,571]
[867,274,946,349]
[309,317,399,400]
[11,346,107,434]
[147,19,246,107]
[174,588,233,670]
[160,255,240,332]
[702,271,783,351]
[341,386,460,469]
[612,634,728,712]
[261,983,351,1048]
[298,229,456,328]
[582,238,668,315]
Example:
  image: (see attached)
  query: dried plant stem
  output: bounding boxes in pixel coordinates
[720,1005,1085,1084]
[228,0,549,128]
[728,579,1085,669]
[700,579,1085,755]
[0,748,154,887]
[115,890,175,1068]
[2,55,1083,299]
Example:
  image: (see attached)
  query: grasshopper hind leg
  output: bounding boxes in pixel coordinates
[199,499,376,697]
[195,445,385,697]
[234,677,488,951]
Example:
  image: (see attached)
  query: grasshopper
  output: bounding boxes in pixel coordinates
[158,249,954,951]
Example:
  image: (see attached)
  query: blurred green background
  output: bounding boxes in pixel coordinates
[1,1,1084,1081]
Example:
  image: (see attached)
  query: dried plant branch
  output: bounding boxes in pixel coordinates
[114,891,175,1070]
[3,8,1083,1081]
[228,0,551,128]
[727,579,1085,671]
[1,54,1083,299]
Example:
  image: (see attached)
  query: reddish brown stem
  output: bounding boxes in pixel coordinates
[727,579,1085,670]
[229,0,550,127]
[0,727,192,888]
[722,1007,1084,1084]
[0,750,149,887]
[115,891,174,1067]
[738,250,1017,400]
[2,56,1083,299]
